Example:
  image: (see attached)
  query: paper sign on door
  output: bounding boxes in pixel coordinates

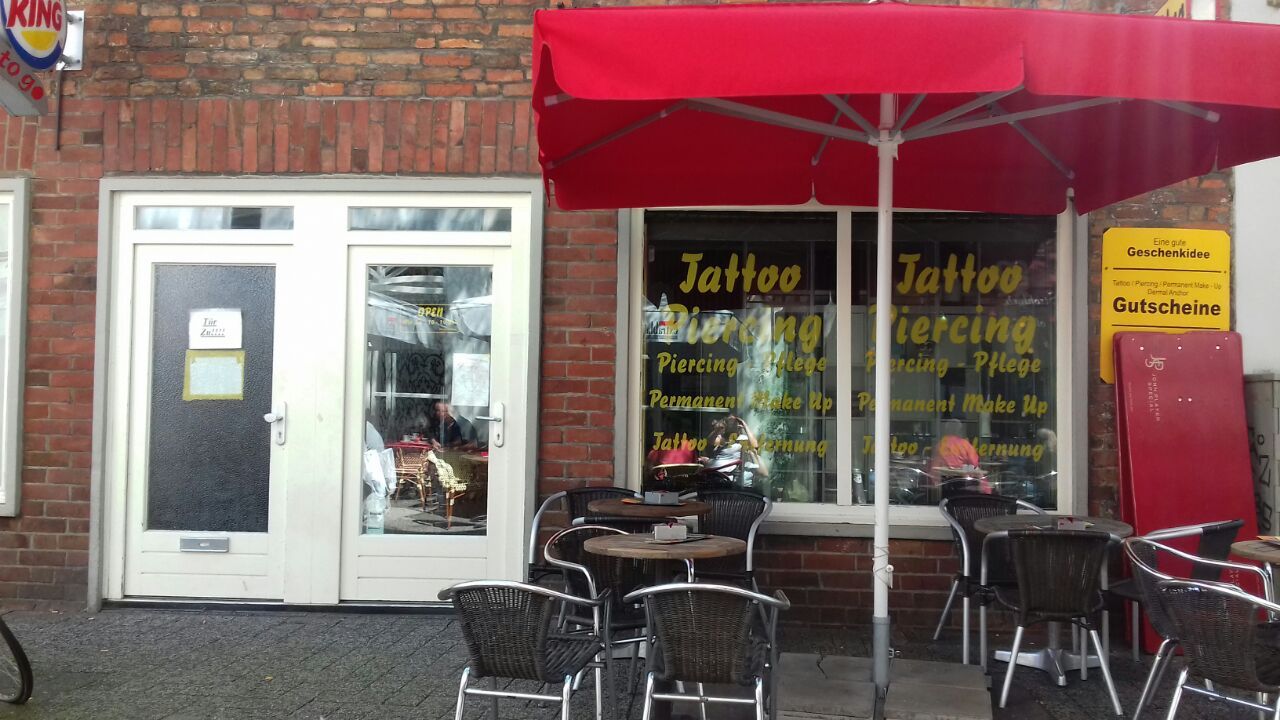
[183,350,245,401]
[189,309,243,349]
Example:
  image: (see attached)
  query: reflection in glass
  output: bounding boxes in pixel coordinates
[135,206,294,230]
[856,214,1058,509]
[362,265,493,535]
[642,212,837,504]
[349,207,511,232]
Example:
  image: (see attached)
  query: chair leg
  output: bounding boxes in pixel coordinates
[962,595,971,666]
[454,666,470,720]
[933,579,960,641]
[1088,628,1124,716]
[1271,691,1280,720]
[1165,666,1190,720]
[979,602,988,673]
[594,664,604,720]
[999,625,1024,709]
[1133,638,1175,720]
[641,672,656,720]
[754,676,766,720]
[490,676,499,719]
[1132,602,1142,663]
[697,682,708,720]
[562,674,574,720]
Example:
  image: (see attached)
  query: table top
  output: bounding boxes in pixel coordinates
[974,514,1134,538]
[588,498,712,518]
[583,533,746,561]
[1231,540,1280,564]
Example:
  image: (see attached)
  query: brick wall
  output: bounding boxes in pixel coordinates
[0,0,1236,614]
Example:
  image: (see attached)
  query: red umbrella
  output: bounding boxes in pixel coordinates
[531,2,1280,699]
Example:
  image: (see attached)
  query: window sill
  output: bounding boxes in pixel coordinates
[759,503,952,540]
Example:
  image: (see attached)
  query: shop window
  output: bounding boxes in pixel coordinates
[643,212,837,503]
[134,206,293,230]
[0,183,25,517]
[640,210,1058,512]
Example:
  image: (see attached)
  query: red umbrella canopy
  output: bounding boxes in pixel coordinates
[532,2,1280,214]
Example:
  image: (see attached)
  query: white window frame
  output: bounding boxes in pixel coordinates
[623,204,1086,537]
[0,179,27,518]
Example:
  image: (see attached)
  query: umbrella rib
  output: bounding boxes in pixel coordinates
[810,96,851,167]
[989,101,1075,180]
[891,94,927,136]
[824,94,879,137]
[689,98,871,144]
[1151,99,1221,123]
[903,88,1021,137]
[545,101,688,170]
[904,96,1125,141]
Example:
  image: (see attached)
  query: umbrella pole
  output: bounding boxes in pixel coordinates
[872,92,897,698]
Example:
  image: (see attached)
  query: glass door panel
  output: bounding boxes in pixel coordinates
[362,265,493,537]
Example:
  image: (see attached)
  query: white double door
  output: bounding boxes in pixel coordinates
[103,190,535,603]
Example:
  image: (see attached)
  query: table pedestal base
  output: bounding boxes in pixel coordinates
[993,647,1102,687]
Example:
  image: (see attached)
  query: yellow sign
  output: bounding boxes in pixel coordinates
[183,349,246,401]
[1155,0,1187,17]
[1100,228,1230,383]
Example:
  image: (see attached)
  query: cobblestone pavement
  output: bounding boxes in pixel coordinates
[0,607,1248,719]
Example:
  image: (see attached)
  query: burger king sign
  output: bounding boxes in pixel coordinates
[1,0,65,71]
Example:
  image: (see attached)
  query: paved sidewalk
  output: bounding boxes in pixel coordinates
[0,607,1248,719]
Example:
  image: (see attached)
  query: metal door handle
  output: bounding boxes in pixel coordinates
[263,401,287,446]
[477,402,504,448]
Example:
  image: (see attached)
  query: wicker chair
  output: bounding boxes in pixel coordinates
[439,580,613,720]
[1109,520,1243,663]
[1123,535,1272,720]
[984,529,1123,715]
[624,582,790,720]
[690,490,770,590]
[1155,579,1280,718]
[934,494,1044,665]
[526,486,637,583]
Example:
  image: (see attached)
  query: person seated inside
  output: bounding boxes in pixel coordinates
[928,418,989,493]
[427,400,479,452]
[700,415,767,491]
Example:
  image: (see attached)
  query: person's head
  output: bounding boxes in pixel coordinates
[434,401,454,423]
[724,415,745,438]
[941,419,965,437]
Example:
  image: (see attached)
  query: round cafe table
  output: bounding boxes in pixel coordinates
[583,532,744,565]
[973,514,1133,687]
[1230,540,1280,596]
[586,497,713,519]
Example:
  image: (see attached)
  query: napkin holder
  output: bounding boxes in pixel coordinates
[643,490,681,506]
[1055,516,1088,531]
[653,522,688,541]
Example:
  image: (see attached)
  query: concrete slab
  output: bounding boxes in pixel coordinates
[885,658,992,720]
[777,652,875,720]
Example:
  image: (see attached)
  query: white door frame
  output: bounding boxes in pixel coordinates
[90,178,544,609]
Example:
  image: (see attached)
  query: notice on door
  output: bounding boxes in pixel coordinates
[1100,228,1230,383]
[189,309,243,349]
[184,350,246,401]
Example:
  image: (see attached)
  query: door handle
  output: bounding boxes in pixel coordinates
[476,402,504,448]
[262,401,287,446]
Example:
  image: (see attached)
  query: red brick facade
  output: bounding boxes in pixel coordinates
[0,0,1232,621]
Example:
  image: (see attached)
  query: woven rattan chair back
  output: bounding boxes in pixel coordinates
[1157,580,1280,693]
[695,490,767,577]
[546,525,651,616]
[448,583,558,682]
[645,586,761,686]
[565,487,634,521]
[944,494,1022,579]
[1009,529,1111,623]
[1125,539,1179,640]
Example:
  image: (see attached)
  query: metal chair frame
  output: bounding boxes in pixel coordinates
[1123,535,1273,720]
[623,582,790,720]
[1114,520,1244,664]
[439,579,614,720]
[1155,578,1280,720]
[527,487,638,582]
[934,495,1044,665]
[981,528,1125,716]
